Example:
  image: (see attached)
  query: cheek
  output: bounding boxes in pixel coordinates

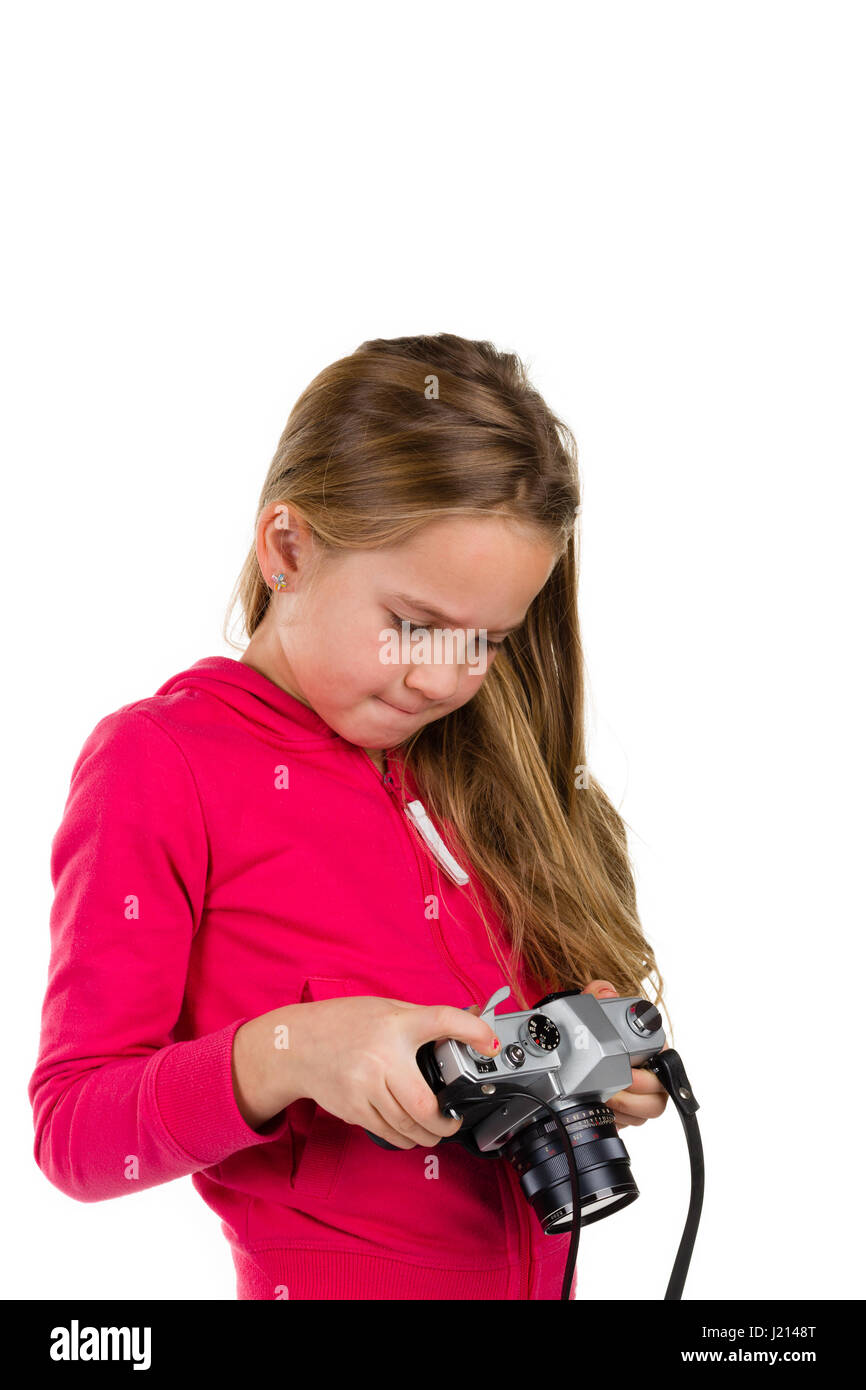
[300,629,361,695]
[442,668,486,711]
[462,649,497,686]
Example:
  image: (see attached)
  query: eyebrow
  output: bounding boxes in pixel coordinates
[389,592,526,636]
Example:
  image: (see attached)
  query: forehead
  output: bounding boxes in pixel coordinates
[359,515,558,628]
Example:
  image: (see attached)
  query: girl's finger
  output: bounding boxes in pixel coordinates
[383,1075,460,1144]
[609,1092,668,1120]
[366,1101,427,1149]
[623,1066,668,1094]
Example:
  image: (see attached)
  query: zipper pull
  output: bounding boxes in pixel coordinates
[404,799,470,886]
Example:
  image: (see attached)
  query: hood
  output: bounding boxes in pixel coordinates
[153,655,418,797]
[154,655,343,743]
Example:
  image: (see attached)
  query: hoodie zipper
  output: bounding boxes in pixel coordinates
[500,1152,533,1298]
[360,750,484,1001]
[360,748,532,1297]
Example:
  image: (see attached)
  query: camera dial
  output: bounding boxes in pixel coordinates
[519,1013,560,1055]
[626,1000,662,1037]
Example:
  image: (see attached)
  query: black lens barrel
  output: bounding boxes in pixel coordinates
[418,1041,640,1233]
[504,1101,639,1232]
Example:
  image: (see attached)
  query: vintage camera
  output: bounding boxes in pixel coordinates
[367,985,667,1234]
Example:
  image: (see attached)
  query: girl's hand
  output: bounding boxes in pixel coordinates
[293,995,501,1148]
[580,980,670,1130]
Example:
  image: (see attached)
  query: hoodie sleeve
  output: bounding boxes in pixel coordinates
[28,706,292,1203]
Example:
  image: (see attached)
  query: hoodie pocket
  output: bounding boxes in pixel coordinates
[290,977,359,1199]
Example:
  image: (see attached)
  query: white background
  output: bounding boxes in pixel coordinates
[2,1,863,1301]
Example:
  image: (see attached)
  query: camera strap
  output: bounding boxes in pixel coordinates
[642,1048,705,1299]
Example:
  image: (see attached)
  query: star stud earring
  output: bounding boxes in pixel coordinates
[271,573,289,591]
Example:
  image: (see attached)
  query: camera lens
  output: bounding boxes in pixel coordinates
[503,1101,639,1232]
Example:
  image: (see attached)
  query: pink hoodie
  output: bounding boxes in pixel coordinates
[28,656,576,1299]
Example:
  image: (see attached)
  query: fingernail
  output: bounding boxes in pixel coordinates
[598,989,617,998]
[492,1037,500,1051]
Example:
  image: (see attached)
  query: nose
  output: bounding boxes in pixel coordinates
[403,650,463,704]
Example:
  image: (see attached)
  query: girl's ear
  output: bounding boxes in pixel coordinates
[257,502,302,581]
[256,501,322,594]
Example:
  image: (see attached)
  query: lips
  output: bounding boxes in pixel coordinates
[379,697,424,715]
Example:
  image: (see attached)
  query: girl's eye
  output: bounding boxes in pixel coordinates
[386,611,428,637]
[386,612,503,652]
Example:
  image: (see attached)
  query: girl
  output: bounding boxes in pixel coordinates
[28,332,670,1300]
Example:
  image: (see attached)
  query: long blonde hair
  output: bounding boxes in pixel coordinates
[224,334,670,1038]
